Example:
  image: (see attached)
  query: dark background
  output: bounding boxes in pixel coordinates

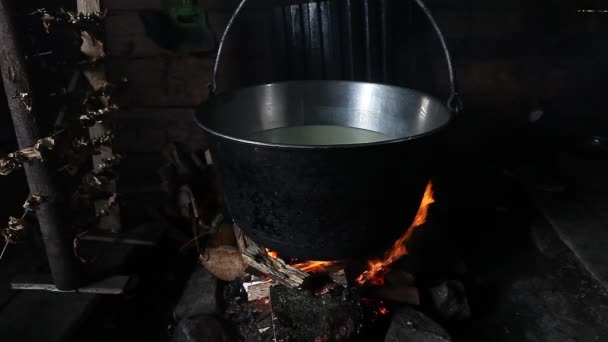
[2,0,605,191]
[1,1,607,341]
[577,0,607,10]
[0,0,606,236]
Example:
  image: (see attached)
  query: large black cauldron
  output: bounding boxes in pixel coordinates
[195,0,461,260]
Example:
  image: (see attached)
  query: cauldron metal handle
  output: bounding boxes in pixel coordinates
[208,0,463,113]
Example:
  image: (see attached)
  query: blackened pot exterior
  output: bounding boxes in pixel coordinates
[201,124,444,260]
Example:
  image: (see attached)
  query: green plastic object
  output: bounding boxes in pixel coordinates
[169,0,215,53]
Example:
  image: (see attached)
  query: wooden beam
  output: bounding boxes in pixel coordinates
[11,274,130,294]
[77,0,121,233]
[77,0,100,13]
[0,0,80,290]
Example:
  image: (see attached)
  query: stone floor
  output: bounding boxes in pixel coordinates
[469,217,608,342]
[462,152,608,342]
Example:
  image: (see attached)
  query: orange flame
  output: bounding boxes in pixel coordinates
[378,306,389,315]
[292,260,336,273]
[356,180,435,286]
[263,248,336,273]
[264,248,278,259]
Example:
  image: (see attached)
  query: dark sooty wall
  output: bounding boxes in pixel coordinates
[237,0,606,137]
[102,0,606,205]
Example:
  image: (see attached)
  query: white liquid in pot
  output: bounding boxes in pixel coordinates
[247,125,391,145]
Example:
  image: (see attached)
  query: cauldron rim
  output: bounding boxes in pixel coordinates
[194,80,454,150]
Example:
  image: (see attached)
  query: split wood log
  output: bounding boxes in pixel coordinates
[199,223,246,281]
[234,225,308,288]
[243,279,274,301]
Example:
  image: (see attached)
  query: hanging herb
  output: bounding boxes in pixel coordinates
[13,92,32,112]
[33,8,106,34]
[96,193,117,218]
[59,131,115,175]
[94,154,121,178]
[0,194,47,260]
[0,134,61,176]
[73,130,114,151]
[23,194,47,212]
[79,104,118,127]
[2,217,26,244]
[0,3,125,265]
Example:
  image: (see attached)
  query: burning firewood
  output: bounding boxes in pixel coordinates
[199,223,246,281]
[234,225,309,288]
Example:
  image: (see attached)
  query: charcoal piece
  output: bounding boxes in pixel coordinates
[174,266,219,320]
[171,315,233,342]
[384,306,452,342]
[429,280,470,320]
[270,285,363,342]
[224,294,273,342]
[371,285,420,305]
[243,314,275,342]
[385,270,416,287]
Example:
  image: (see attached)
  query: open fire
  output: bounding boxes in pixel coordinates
[356,180,435,285]
[292,260,337,273]
[262,180,435,285]
[264,248,278,259]
[196,180,437,341]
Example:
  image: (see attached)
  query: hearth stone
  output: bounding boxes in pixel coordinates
[223,285,274,342]
[269,285,363,342]
[171,315,233,342]
[384,306,452,342]
[174,266,219,320]
[430,280,471,321]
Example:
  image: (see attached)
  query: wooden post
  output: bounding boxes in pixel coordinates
[77,0,122,233]
[76,0,100,13]
[0,0,80,290]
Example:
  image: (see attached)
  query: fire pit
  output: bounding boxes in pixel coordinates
[162,142,608,342]
[171,180,455,342]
